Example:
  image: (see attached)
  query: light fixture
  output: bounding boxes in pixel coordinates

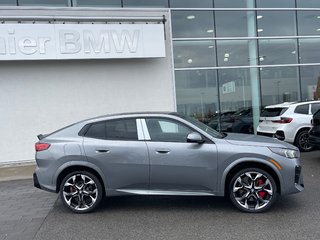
[187,58,193,64]
[317,28,320,31]
[257,28,264,33]
[259,56,264,61]
[317,16,320,19]
[224,53,230,58]
[186,15,195,20]
[224,58,229,62]
[291,50,296,54]
[207,29,214,33]
[208,45,214,49]
[257,15,263,20]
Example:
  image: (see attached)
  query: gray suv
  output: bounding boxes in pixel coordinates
[34,112,304,213]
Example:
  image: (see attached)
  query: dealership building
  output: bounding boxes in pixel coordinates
[1,0,320,164]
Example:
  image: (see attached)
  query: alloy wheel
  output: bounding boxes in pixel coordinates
[62,174,99,211]
[298,131,313,152]
[232,171,274,211]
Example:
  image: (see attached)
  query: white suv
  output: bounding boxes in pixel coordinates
[257,101,320,151]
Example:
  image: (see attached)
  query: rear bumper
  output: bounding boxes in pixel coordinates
[33,172,41,189]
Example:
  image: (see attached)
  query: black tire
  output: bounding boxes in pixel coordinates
[229,168,277,213]
[295,129,314,152]
[60,171,103,213]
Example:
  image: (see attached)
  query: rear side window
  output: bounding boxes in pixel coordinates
[84,119,138,140]
[261,108,287,117]
[311,103,320,114]
[294,104,309,114]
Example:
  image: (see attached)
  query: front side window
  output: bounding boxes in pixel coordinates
[294,104,309,115]
[146,118,193,142]
[84,119,138,140]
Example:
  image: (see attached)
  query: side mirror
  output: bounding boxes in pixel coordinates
[187,132,205,144]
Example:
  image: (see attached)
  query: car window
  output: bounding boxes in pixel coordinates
[294,104,309,114]
[146,118,193,142]
[84,119,138,140]
[85,122,106,139]
[311,103,320,114]
[314,110,320,125]
[261,107,288,117]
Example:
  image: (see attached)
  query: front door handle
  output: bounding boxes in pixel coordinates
[155,149,170,154]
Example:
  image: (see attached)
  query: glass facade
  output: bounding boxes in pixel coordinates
[2,0,320,134]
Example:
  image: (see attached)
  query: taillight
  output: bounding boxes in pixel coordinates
[35,142,50,152]
[272,117,293,124]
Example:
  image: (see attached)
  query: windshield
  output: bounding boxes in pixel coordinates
[178,114,224,139]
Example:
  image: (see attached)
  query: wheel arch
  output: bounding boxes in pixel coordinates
[55,163,107,194]
[222,160,282,196]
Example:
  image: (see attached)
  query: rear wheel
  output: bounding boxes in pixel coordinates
[229,168,277,213]
[60,171,103,213]
[295,129,314,152]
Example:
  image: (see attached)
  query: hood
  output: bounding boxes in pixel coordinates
[224,133,297,149]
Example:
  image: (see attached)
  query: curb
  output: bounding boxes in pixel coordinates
[0,162,36,182]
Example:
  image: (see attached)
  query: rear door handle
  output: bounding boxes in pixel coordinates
[155,149,170,154]
[95,149,110,153]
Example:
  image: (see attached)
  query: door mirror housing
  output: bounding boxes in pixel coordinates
[187,132,205,144]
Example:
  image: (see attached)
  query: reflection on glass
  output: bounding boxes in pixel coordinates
[260,67,299,106]
[173,40,216,68]
[214,0,247,8]
[216,40,250,67]
[297,11,320,36]
[257,11,296,36]
[0,0,16,5]
[170,0,213,8]
[218,68,254,134]
[123,0,168,8]
[299,39,320,64]
[258,39,297,65]
[18,0,69,6]
[171,11,214,38]
[300,66,320,101]
[256,0,295,8]
[175,70,218,123]
[215,11,249,37]
[297,0,320,8]
[76,0,121,7]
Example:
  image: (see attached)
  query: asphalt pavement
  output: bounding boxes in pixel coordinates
[1,151,320,240]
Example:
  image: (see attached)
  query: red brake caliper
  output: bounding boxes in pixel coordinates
[257,179,266,199]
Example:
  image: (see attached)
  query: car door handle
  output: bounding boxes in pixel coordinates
[95,149,110,153]
[155,149,170,154]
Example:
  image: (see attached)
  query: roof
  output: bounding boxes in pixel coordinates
[265,100,320,109]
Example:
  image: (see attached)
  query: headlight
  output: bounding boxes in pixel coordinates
[268,147,300,159]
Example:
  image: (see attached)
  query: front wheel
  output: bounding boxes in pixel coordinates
[60,171,103,213]
[229,168,277,213]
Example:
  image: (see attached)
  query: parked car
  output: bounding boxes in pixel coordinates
[207,111,236,132]
[309,109,320,147]
[257,101,320,151]
[34,112,304,213]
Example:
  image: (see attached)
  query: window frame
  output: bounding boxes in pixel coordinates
[294,104,310,115]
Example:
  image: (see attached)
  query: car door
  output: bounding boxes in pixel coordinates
[143,117,218,194]
[83,118,149,192]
